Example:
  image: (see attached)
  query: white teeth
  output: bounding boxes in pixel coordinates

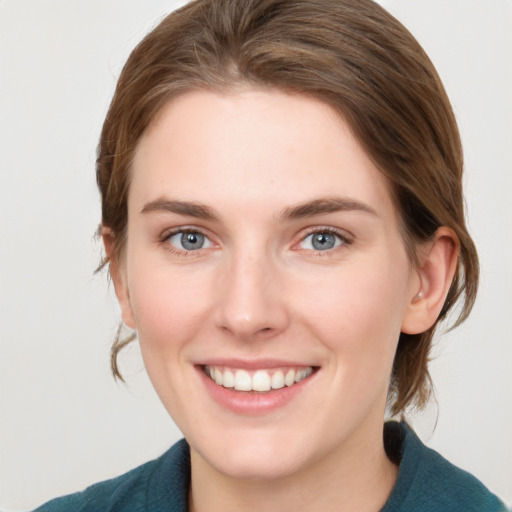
[271,370,285,389]
[205,366,314,392]
[284,369,295,387]
[222,370,235,388]
[252,370,271,392]
[296,367,313,382]
[234,369,252,391]
[295,368,312,382]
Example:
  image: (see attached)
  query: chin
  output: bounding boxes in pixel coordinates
[190,423,327,482]
[207,445,306,481]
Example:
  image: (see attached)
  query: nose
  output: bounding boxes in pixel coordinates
[214,248,290,341]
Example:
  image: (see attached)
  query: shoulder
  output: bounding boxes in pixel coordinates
[31,461,153,512]
[32,439,190,512]
[382,422,507,512]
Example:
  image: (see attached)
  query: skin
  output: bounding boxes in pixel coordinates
[105,88,458,512]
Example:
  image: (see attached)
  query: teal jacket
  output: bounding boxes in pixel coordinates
[33,422,507,511]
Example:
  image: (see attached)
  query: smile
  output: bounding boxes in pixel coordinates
[203,365,314,393]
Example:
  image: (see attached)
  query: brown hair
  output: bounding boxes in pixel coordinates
[97,0,479,415]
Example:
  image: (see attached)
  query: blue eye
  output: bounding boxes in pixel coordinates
[300,231,344,251]
[167,231,212,251]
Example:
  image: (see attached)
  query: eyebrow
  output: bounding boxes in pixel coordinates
[140,196,378,222]
[141,199,218,220]
[280,197,378,221]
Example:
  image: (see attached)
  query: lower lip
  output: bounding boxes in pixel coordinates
[197,367,317,416]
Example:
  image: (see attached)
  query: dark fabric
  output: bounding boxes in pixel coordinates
[381,422,507,511]
[32,440,190,512]
[33,422,507,512]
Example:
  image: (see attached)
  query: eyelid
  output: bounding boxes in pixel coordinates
[169,231,213,250]
[160,225,206,241]
[157,224,353,256]
[293,226,353,251]
[159,225,217,256]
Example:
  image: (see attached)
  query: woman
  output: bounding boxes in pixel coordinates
[33,0,507,510]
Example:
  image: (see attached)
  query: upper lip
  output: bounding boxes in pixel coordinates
[194,358,318,370]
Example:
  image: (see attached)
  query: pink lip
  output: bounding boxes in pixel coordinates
[195,358,313,370]
[195,362,318,416]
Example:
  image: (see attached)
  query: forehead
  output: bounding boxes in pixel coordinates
[130,88,396,219]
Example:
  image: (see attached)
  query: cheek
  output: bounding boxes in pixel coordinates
[299,253,410,371]
[126,258,213,355]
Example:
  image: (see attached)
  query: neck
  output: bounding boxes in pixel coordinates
[188,420,398,512]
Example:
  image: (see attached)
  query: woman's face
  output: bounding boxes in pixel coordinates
[115,88,420,480]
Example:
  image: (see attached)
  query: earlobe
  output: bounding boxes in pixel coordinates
[101,227,136,329]
[401,227,459,335]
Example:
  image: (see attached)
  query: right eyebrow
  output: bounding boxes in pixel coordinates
[140,199,219,221]
[280,196,378,221]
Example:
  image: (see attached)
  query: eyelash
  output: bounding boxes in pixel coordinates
[158,226,352,257]
[296,227,352,255]
[159,227,213,257]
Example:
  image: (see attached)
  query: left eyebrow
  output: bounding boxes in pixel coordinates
[280,197,378,221]
[140,199,218,221]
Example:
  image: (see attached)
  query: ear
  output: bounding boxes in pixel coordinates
[401,227,459,334]
[101,227,136,329]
